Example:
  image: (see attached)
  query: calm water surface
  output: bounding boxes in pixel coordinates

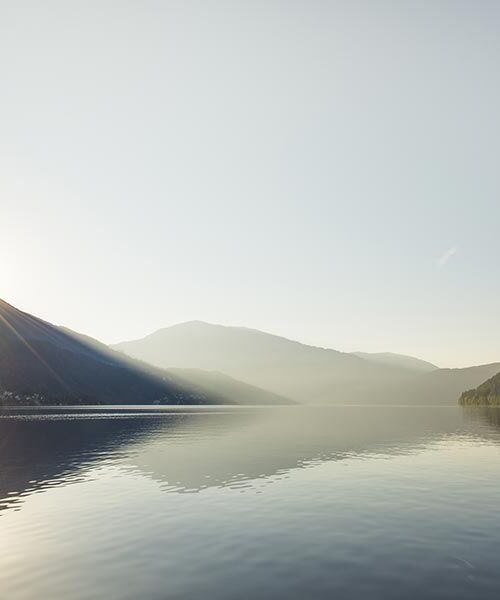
[1,405,500,599]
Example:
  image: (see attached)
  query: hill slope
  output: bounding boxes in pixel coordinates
[374,363,500,405]
[459,371,500,405]
[352,352,437,373]
[0,299,210,405]
[167,368,292,406]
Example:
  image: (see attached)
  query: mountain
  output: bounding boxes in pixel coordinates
[0,300,290,406]
[113,321,423,403]
[111,321,422,403]
[352,352,437,373]
[459,371,500,405]
[113,321,500,405]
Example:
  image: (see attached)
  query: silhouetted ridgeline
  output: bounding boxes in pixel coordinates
[3,297,498,407]
[460,371,500,405]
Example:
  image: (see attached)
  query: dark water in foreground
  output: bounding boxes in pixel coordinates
[1,406,500,600]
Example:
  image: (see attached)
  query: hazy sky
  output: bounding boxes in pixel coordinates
[1,0,499,367]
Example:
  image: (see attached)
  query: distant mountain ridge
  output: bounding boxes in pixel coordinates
[352,352,438,373]
[113,321,418,404]
[0,300,291,406]
[113,320,498,405]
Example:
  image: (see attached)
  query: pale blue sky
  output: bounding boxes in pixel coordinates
[1,0,499,367]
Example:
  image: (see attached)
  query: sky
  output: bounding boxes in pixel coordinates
[1,0,499,368]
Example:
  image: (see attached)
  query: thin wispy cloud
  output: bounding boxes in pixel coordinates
[436,246,458,268]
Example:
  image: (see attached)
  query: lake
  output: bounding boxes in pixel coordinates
[1,405,500,599]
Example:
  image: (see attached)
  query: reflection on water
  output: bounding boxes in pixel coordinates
[1,406,500,599]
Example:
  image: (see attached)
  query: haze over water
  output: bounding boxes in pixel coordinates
[1,405,500,600]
